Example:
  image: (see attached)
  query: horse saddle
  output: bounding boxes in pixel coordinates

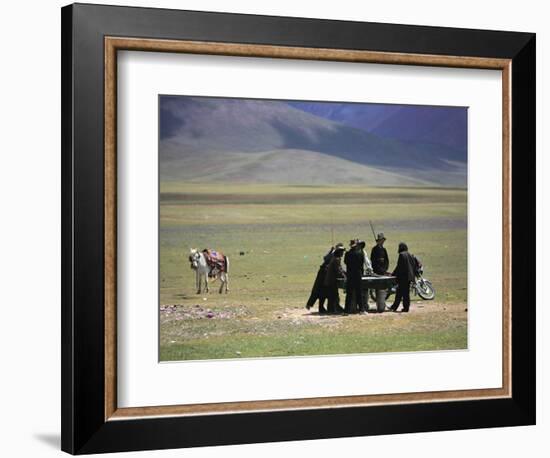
[202,249,226,275]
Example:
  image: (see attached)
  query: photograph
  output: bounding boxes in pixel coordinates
[159,95,468,361]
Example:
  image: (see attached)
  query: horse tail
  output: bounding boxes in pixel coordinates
[224,255,229,274]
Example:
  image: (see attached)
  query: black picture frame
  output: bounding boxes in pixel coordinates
[61,3,535,454]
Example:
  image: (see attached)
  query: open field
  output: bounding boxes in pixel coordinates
[160,184,467,361]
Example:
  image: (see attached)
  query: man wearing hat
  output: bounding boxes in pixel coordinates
[390,242,416,313]
[370,233,389,275]
[344,239,365,313]
[306,243,345,314]
[324,245,346,314]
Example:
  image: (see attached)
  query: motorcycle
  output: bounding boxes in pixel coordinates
[369,266,435,305]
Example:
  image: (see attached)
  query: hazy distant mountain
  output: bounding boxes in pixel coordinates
[160,96,467,187]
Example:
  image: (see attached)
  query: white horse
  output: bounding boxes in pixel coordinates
[188,248,229,294]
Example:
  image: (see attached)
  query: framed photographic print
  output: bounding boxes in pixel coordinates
[61,3,536,454]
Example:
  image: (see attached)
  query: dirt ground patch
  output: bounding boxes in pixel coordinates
[160,304,250,322]
[160,301,466,326]
[279,301,467,322]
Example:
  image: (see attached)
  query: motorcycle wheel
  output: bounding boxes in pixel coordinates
[416,279,435,300]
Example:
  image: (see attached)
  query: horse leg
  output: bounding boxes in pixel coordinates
[204,273,209,293]
[218,274,224,294]
[196,270,200,294]
[224,256,229,293]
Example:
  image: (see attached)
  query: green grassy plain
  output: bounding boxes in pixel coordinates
[159,183,467,361]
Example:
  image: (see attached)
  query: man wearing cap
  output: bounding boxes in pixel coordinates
[359,240,374,276]
[344,239,365,313]
[358,240,373,311]
[370,233,389,275]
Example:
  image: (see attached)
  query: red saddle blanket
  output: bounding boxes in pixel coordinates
[202,249,226,275]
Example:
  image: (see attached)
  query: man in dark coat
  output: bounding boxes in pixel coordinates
[306,243,344,314]
[370,233,389,275]
[344,240,365,313]
[324,247,346,314]
[390,242,416,313]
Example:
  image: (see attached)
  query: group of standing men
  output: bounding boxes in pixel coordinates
[305,233,417,314]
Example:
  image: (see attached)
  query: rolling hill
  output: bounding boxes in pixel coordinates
[160,96,467,187]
